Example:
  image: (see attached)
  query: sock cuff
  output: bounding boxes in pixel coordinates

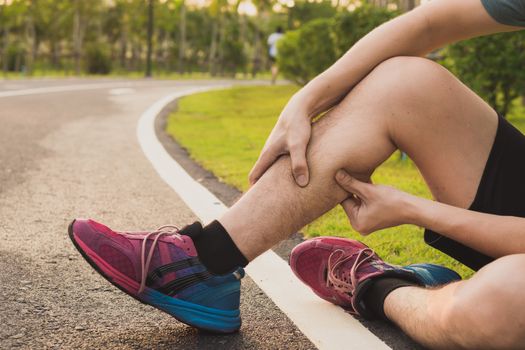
[206,220,249,266]
[363,277,418,321]
[180,220,248,274]
[179,221,203,238]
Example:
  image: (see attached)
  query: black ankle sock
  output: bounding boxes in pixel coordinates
[180,220,248,275]
[363,277,418,321]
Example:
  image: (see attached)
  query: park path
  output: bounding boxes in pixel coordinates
[0,79,315,349]
[0,78,424,350]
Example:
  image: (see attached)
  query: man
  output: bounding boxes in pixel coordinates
[267,26,284,84]
[69,0,525,348]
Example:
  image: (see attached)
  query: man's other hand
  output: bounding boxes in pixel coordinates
[249,98,312,187]
[335,169,415,235]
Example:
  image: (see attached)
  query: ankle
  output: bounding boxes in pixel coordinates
[362,277,418,321]
[180,220,248,275]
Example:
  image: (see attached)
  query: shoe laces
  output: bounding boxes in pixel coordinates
[326,247,375,313]
[123,225,183,294]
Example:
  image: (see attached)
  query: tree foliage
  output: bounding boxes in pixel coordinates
[442,32,525,117]
[278,18,336,85]
[278,5,396,85]
[332,5,397,57]
[0,0,418,77]
[0,0,286,76]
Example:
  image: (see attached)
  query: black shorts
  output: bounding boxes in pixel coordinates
[424,114,525,271]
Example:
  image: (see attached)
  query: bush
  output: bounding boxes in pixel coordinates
[442,32,525,117]
[85,43,112,75]
[220,40,246,75]
[288,1,337,29]
[5,43,25,72]
[219,18,247,75]
[278,18,336,85]
[278,6,397,85]
[332,6,397,57]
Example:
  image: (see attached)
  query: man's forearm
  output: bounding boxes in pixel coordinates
[293,0,515,118]
[407,196,525,259]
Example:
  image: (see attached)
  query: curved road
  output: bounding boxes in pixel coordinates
[0,78,423,350]
[0,79,315,349]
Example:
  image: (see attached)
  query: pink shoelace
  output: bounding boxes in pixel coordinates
[326,248,376,313]
[123,225,182,294]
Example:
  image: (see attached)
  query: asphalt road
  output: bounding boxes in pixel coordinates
[0,79,315,350]
[0,78,423,350]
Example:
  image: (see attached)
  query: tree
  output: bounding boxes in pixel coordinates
[178,0,186,74]
[332,5,397,58]
[278,18,336,85]
[146,0,154,77]
[443,31,525,117]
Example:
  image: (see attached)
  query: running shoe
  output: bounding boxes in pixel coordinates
[68,219,244,333]
[289,236,461,319]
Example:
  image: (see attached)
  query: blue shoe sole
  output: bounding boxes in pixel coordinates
[68,220,241,334]
[141,288,241,333]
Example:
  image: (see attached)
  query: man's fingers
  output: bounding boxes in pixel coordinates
[289,142,309,187]
[341,197,359,221]
[335,169,367,197]
[249,148,278,185]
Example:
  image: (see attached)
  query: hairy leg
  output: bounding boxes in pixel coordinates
[220,56,497,260]
[385,254,525,349]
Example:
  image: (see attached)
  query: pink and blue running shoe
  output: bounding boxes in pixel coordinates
[68,219,244,333]
[290,236,461,319]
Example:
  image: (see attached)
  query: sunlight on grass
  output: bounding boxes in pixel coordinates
[166,86,525,278]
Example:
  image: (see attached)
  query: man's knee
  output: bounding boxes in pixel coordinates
[347,56,456,117]
[442,255,525,348]
[370,56,451,91]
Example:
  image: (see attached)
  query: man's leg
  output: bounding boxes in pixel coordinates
[221,56,497,260]
[384,254,525,349]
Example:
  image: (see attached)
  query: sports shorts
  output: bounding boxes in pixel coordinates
[424,114,525,271]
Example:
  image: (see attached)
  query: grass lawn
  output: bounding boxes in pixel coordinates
[166,85,525,279]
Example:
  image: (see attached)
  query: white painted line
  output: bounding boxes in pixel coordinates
[109,88,135,95]
[137,89,391,350]
[0,81,137,98]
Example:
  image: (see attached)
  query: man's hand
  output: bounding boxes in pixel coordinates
[249,98,312,187]
[335,169,415,235]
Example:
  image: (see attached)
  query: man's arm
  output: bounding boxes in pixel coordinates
[298,0,520,116]
[249,0,521,187]
[334,170,525,259]
[407,196,525,259]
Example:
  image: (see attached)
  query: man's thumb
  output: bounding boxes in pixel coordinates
[335,169,365,197]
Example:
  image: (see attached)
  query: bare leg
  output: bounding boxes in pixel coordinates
[220,56,497,260]
[384,254,525,349]
[271,64,278,85]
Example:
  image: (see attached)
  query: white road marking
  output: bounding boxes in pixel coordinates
[137,88,391,350]
[109,88,135,95]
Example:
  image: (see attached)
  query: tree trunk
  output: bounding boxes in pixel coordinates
[239,14,247,77]
[14,52,21,72]
[25,0,36,75]
[72,0,85,75]
[208,20,218,76]
[177,0,186,74]
[400,0,417,12]
[50,40,58,68]
[1,0,8,77]
[145,0,154,77]
[119,32,127,70]
[217,13,226,76]
[251,28,260,78]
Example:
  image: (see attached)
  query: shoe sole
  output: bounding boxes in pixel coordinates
[68,219,241,334]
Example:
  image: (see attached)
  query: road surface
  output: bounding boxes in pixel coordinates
[0,78,422,349]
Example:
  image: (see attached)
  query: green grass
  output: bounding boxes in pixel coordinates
[167,85,525,278]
